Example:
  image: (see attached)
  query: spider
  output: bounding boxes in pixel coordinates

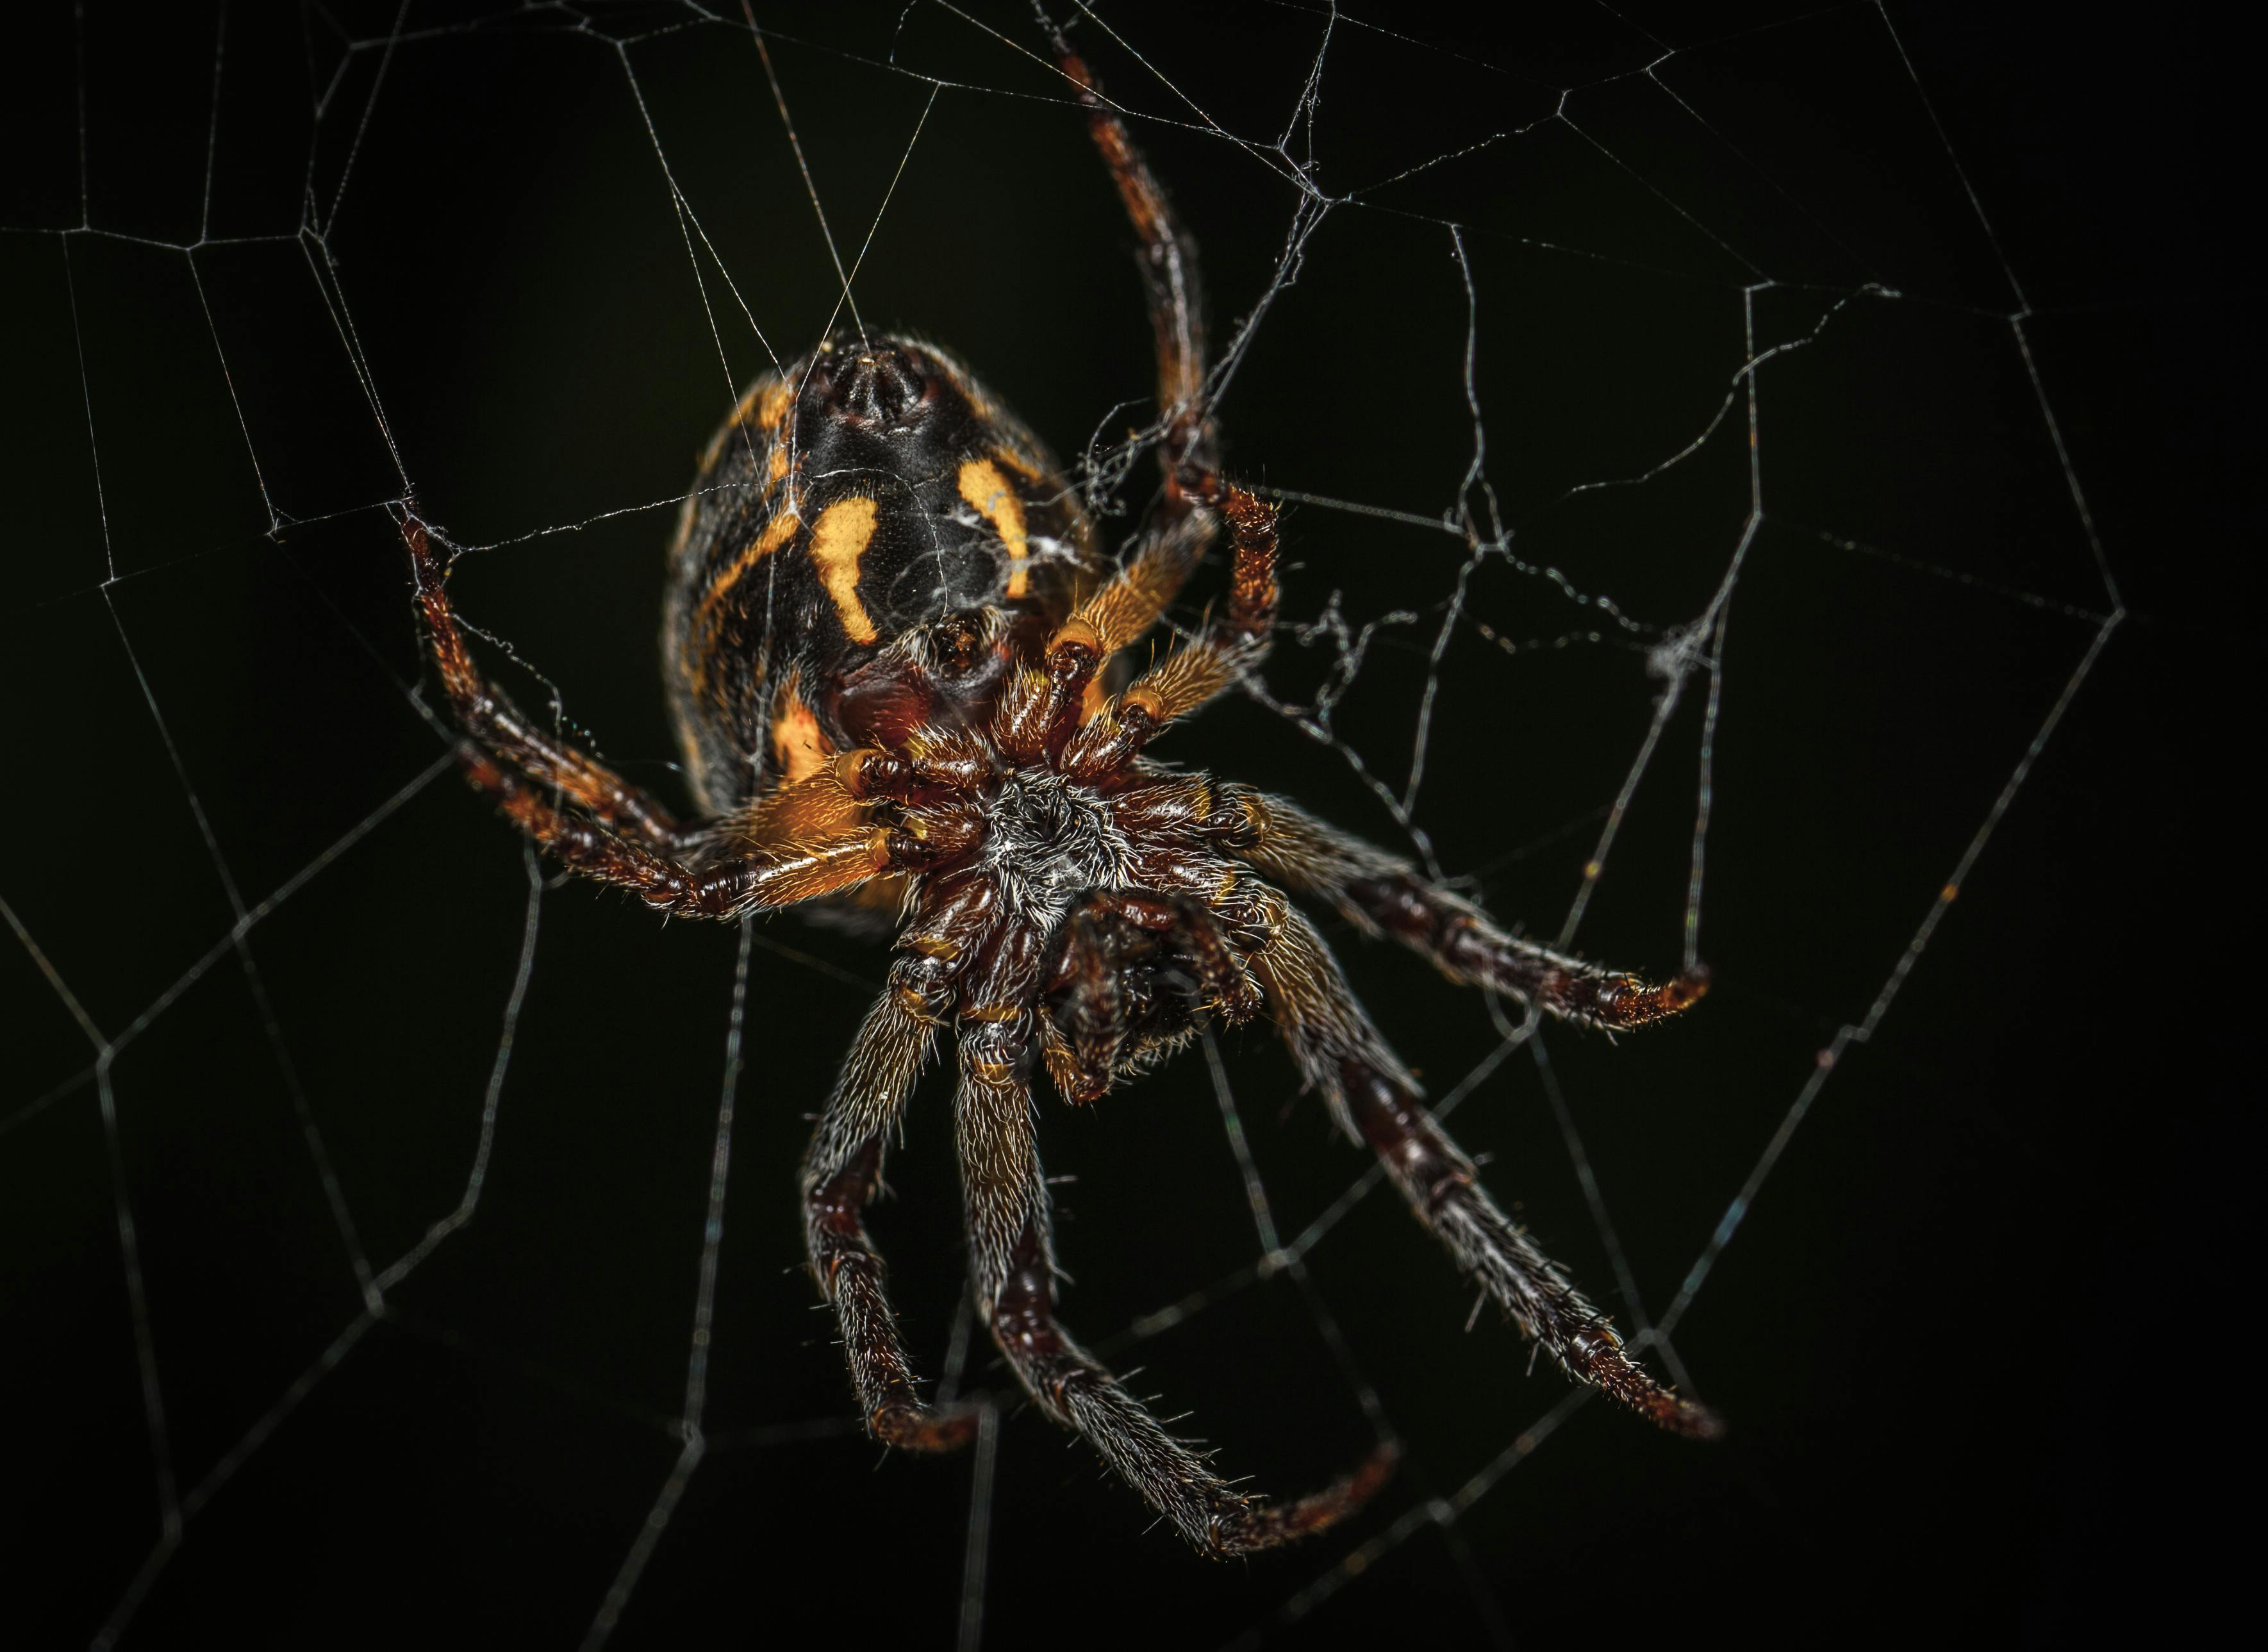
[394,33,1716,1558]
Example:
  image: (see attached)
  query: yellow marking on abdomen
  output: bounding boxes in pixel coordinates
[697,509,802,630]
[771,673,832,784]
[991,441,1043,481]
[809,497,881,645]
[958,457,1030,600]
[754,377,794,431]
[703,376,796,470]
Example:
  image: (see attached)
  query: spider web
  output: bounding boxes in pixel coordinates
[0,2,2145,1645]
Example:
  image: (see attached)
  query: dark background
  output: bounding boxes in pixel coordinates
[0,3,2247,1648]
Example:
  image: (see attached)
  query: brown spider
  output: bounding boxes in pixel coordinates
[394,35,1716,1558]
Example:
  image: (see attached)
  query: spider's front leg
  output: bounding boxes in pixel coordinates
[956,923,1395,1555]
[404,504,953,920]
[1047,21,1211,481]
[801,873,999,1452]
[1243,882,1723,1439]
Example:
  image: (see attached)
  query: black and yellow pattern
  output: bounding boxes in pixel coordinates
[662,334,1098,813]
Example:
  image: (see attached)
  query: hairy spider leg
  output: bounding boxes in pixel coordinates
[1070,507,1218,661]
[956,924,1396,1555]
[1022,15,1245,717]
[402,504,925,917]
[1061,483,1280,782]
[1243,884,1722,1439]
[802,876,998,1451]
[399,507,687,848]
[995,476,1275,772]
[1230,792,1712,1032]
[458,752,932,918]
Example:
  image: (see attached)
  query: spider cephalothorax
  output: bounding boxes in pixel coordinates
[397,28,1714,1560]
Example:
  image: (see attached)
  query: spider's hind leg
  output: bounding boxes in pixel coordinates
[1245,882,1723,1440]
[1227,789,1710,1033]
[804,932,989,1453]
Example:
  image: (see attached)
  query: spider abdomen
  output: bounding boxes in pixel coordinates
[661,334,1101,816]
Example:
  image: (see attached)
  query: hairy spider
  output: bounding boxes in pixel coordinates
[395,34,1716,1557]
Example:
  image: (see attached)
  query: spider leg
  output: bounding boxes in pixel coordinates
[1045,22,1211,480]
[1064,509,1214,670]
[1004,483,1269,772]
[1226,791,1708,1032]
[1245,883,1723,1439]
[1060,486,1279,781]
[1018,17,1238,721]
[458,751,966,918]
[958,929,1395,1555]
[804,885,995,1451]
[1041,23,1289,766]
[399,507,686,849]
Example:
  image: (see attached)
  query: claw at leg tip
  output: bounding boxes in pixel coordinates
[1664,962,1711,1013]
[1211,1440,1401,1557]
[871,1400,984,1453]
[1671,1397,1728,1442]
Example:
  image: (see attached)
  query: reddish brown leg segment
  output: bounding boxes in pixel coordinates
[956,940,1393,1555]
[802,956,982,1452]
[1036,15,1236,696]
[401,508,686,848]
[1216,483,1281,649]
[458,752,898,919]
[1355,871,1710,1028]
[1339,1064,1721,1439]
[991,1219,1397,1556]
[1250,888,1721,1439]
[1231,791,1710,1032]
[401,506,909,921]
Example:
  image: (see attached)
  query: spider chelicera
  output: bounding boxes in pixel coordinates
[394,33,1716,1557]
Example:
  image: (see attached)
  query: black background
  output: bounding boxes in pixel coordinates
[0,3,2249,1648]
